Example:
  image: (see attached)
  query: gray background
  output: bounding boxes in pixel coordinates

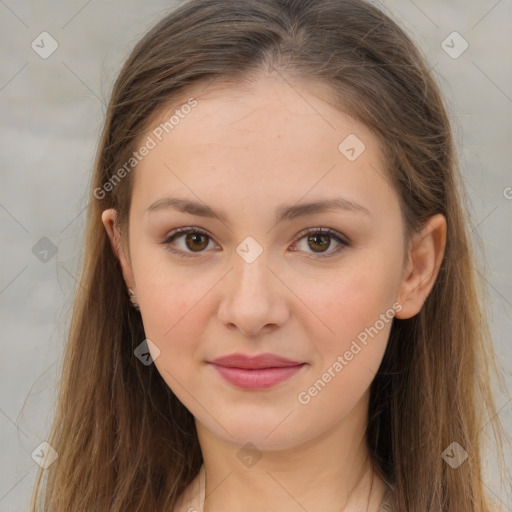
[0,1,511,510]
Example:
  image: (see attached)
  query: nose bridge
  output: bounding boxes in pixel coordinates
[218,238,287,335]
[231,240,274,301]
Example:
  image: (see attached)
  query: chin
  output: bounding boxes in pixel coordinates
[198,411,314,453]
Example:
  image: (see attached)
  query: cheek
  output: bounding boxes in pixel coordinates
[138,275,210,352]
[293,265,398,420]
[301,258,400,351]
[137,274,212,394]
[129,245,212,362]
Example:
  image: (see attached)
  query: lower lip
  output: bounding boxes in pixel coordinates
[209,363,306,389]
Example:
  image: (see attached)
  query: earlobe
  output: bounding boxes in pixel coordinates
[101,208,136,290]
[395,214,447,319]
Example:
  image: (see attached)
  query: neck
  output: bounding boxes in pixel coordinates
[195,391,389,512]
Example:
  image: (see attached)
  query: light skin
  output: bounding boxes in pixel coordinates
[102,72,446,511]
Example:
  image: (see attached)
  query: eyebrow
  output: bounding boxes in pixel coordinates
[146,196,371,223]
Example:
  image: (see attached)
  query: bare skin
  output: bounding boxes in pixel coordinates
[102,71,446,512]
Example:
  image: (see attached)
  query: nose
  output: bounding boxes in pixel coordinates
[217,251,290,337]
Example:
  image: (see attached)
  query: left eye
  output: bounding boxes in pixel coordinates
[291,227,349,258]
[162,227,349,258]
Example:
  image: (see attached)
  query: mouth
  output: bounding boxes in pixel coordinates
[207,352,307,389]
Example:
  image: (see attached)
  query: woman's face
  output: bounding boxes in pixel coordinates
[105,73,416,450]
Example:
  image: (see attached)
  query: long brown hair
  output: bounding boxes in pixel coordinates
[30,0,510,510]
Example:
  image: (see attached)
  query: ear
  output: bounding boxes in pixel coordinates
[101,208,136,290]
[395,213,447,319]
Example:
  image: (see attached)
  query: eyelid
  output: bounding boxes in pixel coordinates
[295,226,350,245]
[291,227,349,259]
[161,226,350,258]
[162,226,219,256]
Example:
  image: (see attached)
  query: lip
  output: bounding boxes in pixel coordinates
[210,352,303,369]
[208,352,306,389]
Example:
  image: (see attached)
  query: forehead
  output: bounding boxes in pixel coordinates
[129,72,396,221]
[147,72,367,148]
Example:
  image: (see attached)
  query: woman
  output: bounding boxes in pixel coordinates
[30,0,509,510]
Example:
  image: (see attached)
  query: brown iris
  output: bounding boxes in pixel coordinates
[185,232,209,252]
[307,234,330,252]
[181,231,333,254]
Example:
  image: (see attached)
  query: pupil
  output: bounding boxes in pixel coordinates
[187,233,207,251]
[184,233,331,253]
[309,234,329,252]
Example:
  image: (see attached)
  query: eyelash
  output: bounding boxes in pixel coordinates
[161,226,350,259]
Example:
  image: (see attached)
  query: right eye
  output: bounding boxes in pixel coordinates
[162,227,219,257]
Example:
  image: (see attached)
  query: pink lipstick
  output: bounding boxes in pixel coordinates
[208,353,306,389]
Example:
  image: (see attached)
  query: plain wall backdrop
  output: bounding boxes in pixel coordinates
[0,0,511,510]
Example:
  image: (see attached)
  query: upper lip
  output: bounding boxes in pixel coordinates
[209,352,304,369]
